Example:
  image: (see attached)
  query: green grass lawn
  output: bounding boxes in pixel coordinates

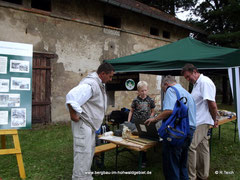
[0,111,239,180]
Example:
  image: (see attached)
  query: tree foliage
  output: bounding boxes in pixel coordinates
[188,0,240,48]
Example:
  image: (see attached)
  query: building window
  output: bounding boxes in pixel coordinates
[1,0,22,5]
[150,27,159,36]
[163,30,170,39]
[31,0,51,11]
[103,15,121,28]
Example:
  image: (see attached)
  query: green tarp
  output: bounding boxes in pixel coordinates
[106,37,240,73]
[106,37,240,140]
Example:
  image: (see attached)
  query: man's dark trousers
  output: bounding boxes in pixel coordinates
[162,127,195,180]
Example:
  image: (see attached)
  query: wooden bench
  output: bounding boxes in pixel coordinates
[93,143,117,169]
[95,143,117,155]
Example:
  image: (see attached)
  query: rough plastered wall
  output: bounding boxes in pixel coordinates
[0,0,190,122]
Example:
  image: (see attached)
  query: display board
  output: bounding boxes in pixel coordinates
[0,41,33,129]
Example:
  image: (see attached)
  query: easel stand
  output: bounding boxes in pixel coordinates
[0,129,26,179]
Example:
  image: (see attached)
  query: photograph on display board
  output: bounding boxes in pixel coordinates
[0,56,7,74]
[0,79,9,92]
[11,108,26,127]
[11,77,31,91]
[10,60,30,73]
[0,93,20,107]
[0,111,8,125]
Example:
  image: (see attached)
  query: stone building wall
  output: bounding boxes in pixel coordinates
[0,0,190,122]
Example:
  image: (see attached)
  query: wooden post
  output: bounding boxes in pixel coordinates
[0,130,26,179]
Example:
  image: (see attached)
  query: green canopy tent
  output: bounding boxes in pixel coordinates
[106,37,240,140]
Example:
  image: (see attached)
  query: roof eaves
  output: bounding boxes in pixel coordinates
[119,3,131,10]
[131,6,141,13]
[98,0,206,35]
[107,0,120,6]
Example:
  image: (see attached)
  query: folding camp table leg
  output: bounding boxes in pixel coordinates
[115,145,119,180]
[137,151,143,180]
[218,125,221,140]
[234,119,237,142]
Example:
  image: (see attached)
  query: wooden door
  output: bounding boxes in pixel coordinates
[32,52,54,124]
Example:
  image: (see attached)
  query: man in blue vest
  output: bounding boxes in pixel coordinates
[66,62,114,180]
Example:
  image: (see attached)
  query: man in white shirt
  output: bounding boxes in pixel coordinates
[66,62,114,180]
[182,64,218,180]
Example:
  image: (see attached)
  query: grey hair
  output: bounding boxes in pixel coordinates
[162,75,176,86]
[137,81,148,90]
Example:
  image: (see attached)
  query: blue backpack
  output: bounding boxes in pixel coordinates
[158,86,190,146]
